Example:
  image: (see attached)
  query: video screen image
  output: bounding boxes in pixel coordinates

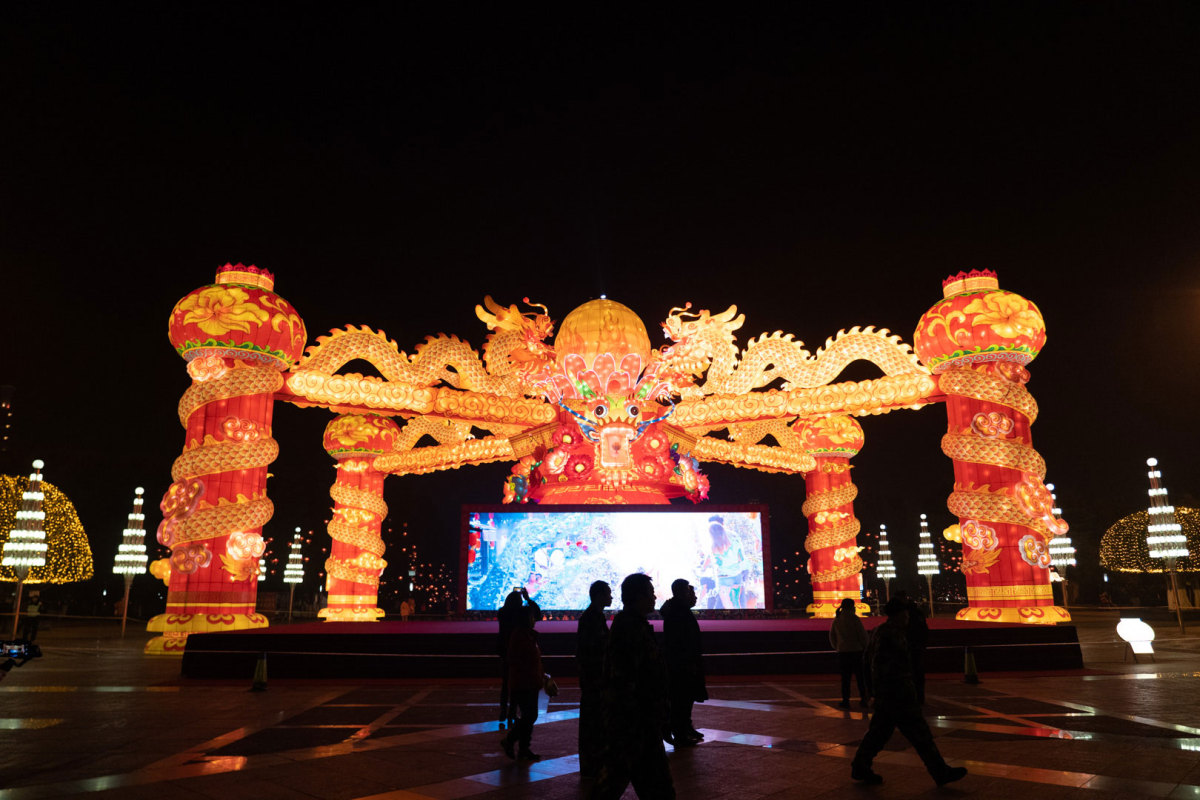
[464,508,768,611]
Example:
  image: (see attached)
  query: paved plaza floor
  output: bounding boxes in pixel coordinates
[2,609,1200,799]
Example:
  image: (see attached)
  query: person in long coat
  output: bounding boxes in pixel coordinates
[577,580,612,778]
[660,578,707,745]
[500,606,544,762]
[828,597,869,708]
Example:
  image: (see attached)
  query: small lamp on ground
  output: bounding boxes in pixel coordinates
[112,487,148,637]
[916,513,939,617]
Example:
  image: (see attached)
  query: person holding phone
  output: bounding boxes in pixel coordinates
[497,587,541,727]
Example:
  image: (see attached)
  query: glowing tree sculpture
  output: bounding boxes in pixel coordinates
[799,415,867,617]
[1146,457,1188,632]
[915,270,1069,624]
[1044,483,1075,609]
[112,487,148,636]
[150,265,1075,650]
[151,264,306,654]
[876,524,896,601]
[916,514,940,615]
[283,526,305,621]
[3,460,48,637]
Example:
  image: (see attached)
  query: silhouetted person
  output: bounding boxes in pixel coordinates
[497,588,540,726]
[660,578,707,745]
[851,597,966,787]
[894,590,929,704]
[829,597,868,709]
[19,595,40,642]
[500,606,544,762]
[591,573,675,800]
[577,580,612,778]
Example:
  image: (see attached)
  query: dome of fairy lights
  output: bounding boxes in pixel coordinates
[1100,508,1199,573]
[0,475,94,584]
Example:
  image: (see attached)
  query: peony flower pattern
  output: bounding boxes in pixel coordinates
[177,287,269,337]
[963,292,1044,339]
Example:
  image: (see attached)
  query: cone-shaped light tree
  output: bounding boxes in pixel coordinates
[916,513,940,616]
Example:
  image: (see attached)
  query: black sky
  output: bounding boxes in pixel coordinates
[3,4,1200,603]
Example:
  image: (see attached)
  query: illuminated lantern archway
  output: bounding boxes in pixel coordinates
[149,267,1069,652]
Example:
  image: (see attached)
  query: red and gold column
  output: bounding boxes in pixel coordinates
[320,414,400,621]
[148,264,306,654]
[915,270,1069,625]
[799,415,869,618]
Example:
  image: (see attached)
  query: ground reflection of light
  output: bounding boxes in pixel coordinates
[0,718,63,729]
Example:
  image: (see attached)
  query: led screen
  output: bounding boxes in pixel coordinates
[463,506,770,611]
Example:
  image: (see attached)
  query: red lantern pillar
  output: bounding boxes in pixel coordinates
[915,271,1069,625]
[799,415,868,618]
[320,414,400,621]
[149,264,307,654]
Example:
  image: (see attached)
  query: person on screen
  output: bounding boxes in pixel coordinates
[829,597,869,709]
[500,606,545,762]
[577,580,612,779]
[497,588,541,727]
[704,515,748,609]
[851,597,966,787]
[660,579,708,746]
[591,573,676,800]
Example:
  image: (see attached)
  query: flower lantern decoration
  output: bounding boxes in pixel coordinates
[798,415,867,618]
[168,263,307,370]
[511,298,703,505]
[914,269,1046,374]
[320,413,401,621]
[914,271,1067,625]
[147,264,308,654]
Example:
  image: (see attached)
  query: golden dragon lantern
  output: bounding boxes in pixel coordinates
[151,263,306,654]
[504,298,706,505]
[915,269,1069,624]
[798,415,869,618]
[321,414,400,621]
[150,263,1078,650]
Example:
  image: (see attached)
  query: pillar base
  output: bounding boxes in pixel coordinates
[955,605,1071,625]
[144,611,270,656]
[319,606,385,622]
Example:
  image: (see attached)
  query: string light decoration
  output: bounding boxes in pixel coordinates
[113,488,149,577]
[1146,459,1188,559]
[1101,508,1199,573]
[2,460,48,573]
[1045,483,1076,570]
[877,524,897,581]
[1146,458,1190,631]
[917,514,939,576]
[284,527,305,584]
[916,513,939,616]
[1,464,93,584]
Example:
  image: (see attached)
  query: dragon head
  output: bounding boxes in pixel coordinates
[658,303,744,380]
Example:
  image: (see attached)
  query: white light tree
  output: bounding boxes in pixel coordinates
[916,513,940,617]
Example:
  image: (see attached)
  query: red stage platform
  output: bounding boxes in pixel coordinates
[180,616,1083,680]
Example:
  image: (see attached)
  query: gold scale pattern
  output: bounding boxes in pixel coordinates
[172,364,282,545]
[938,367,1055,539]
[803,482,863,583]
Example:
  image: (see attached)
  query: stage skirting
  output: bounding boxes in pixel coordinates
[180,617,1083,680]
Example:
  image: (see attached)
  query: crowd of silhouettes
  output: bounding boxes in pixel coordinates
[492,578,965,794]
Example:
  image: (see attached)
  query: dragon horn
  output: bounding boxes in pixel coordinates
[667,301,700,320]
[522,297,550,316]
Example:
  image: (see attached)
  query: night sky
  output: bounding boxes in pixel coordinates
[4,5,1200,605]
